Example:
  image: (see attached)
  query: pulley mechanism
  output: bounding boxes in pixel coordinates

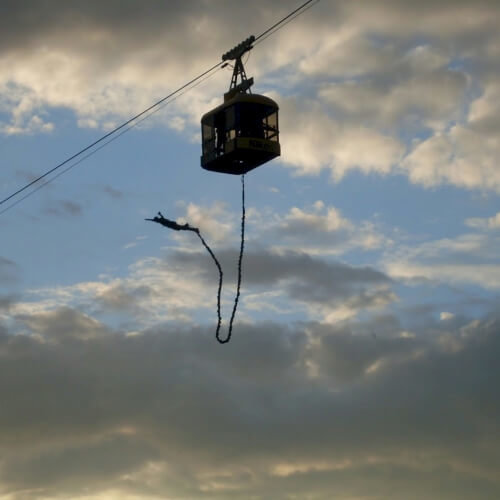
[222,35,256,99]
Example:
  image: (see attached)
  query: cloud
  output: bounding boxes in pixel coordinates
[279,96,405,179]
[0,307,499,499]
[440,311,455,321]
[9,236,394,329]
[0,1,277,135]
[468,81,500,133]
[176,201,234,244]
[96,283,153,312]
[318,45,468,131]
[383,231,500,289]
[16,306,112,342]
[0,256,18,284]
[103,185,123,199]
[275,1,500,192]
[43,199,83,217]
[465,211,500,230]
[401,123,500,192]
[278,202,355,234]
[0,294,17,312]
[305,319,432,383]
[0,111,54,135]
[1,435,159,494]
[260,201,388,255]
[14,255,214,326]
[170,247,395,321]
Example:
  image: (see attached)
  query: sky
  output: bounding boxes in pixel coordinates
[1,0,500,498]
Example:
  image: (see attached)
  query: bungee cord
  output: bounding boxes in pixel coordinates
[226,174,245,343]
[195,230,224,341]
[146,175,245,344]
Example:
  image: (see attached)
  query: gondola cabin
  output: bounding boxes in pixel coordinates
[201,36,280,175]
[201,90,280,175]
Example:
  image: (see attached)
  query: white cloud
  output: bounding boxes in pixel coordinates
[402,124,500,192]
[0,110,54,135]
[175,201,234,244]
[383,232,500,289]
[283,201,352,232]
[468,81,500,134]
[440,311,455,321]
[13,254,215,327]
[465,212,500,230]
[256,201,389,256]
[298,26,390,78]
[279,96,405,179]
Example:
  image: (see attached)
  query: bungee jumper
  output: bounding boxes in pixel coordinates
[148,35,280,344]
[145,212,198,233]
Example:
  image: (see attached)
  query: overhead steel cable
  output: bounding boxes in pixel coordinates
[0,0,320,213]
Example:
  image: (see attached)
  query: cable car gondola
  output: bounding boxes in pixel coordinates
[201,36,281,175]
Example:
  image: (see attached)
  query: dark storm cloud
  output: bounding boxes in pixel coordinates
[1,0,494,97]
[1,0,496,48]
[167,248,395,315]
[16,306,111,341]
[0,307,499,498]
[319,62,469,131]
[0,0,275,67]
[306,321,416,382]
[337,0,500,50]
[0,294,17,311]
[0,1,195,51]
[171,247,390,292]
[2,435,159,493]
[96,283,153,311]
[1,0,310,138]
